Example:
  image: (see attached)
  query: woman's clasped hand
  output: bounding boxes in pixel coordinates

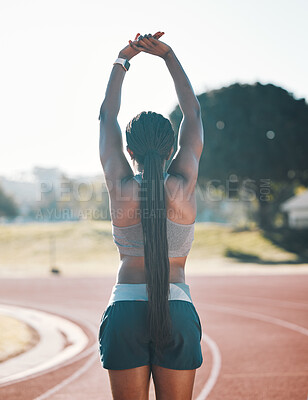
[118,31,172,61]
[129,32,173,59]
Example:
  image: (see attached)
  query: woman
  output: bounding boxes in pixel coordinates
[98,32,204,400]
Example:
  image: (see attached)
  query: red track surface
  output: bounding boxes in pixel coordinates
[0,274,307,400]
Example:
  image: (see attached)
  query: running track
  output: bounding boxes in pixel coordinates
[0,274,307,399]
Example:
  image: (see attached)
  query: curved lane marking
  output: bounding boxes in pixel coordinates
[0,304,88,385]
[195,332,222,400]
[33,352,99,400]
[3,295,307,399]
[217,294,308,310]
[200,304,308,337]
[33,331,222,400]
[194,300,308,399]
[194,302,308,399]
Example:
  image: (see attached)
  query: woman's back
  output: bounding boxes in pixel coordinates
[110,172,197,226]
[110,171,197,284]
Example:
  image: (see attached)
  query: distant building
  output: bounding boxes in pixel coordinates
[281,190,308,229]
[0,167,107,222]
[33,166,63,189]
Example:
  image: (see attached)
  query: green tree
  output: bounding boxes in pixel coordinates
[169,82,308,227]
[0,184,19,218]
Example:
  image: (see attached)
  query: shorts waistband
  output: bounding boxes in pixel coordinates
[107,283,192,307]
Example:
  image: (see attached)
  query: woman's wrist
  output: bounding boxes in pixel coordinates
[162,48,174,61]
[118,52,133,61]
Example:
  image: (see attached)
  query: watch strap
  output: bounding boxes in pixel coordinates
[113,57,130,71]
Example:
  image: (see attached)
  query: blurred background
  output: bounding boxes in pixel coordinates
[1,2,308,399]
[0,0,308,275]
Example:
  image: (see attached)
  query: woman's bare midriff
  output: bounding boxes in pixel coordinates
[113,174,195,285]
[116,255,186,284]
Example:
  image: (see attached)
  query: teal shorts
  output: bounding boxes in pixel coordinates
[98,283,203,370]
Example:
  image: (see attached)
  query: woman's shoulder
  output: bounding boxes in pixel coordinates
[119,171,196,202]
[109,171,196,226]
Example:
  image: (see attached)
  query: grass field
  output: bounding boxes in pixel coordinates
[0,315,39,362]
[0,220,303,277]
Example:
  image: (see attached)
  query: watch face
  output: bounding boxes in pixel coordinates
[124,60,130,71]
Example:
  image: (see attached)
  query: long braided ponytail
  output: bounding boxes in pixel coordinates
[126,111,175,359]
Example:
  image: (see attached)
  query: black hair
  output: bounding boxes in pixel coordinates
[126,111,175,359]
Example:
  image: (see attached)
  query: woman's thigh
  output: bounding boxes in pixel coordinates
[108,365,151,400]
[151,365,196,400]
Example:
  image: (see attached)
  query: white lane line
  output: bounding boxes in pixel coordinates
[0,332,98,388]
[0,298,222,400]
[33,352,99,400]
[0,300,99,388]
[32,330,222,400]
[200,304,308,337]
[218,294,308,310]
[0,304,88,385]
[195,332,222,400]
[195,301,308,400]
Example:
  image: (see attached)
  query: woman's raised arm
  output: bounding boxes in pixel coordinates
[130,35,204,188]
[98,32,164,188]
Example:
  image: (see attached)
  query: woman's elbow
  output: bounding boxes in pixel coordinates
[98,103,108,120]
[197,139,204,159]
[194,99,201,117]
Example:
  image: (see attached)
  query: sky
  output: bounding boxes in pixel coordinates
[0,0,307,180]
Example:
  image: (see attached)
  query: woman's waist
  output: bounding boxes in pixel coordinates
[106,282,193,307]
[116,261,186,284]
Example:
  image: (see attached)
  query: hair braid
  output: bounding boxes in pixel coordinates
[126,111,175,359]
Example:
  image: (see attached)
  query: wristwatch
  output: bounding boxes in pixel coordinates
[113,57,130,71]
